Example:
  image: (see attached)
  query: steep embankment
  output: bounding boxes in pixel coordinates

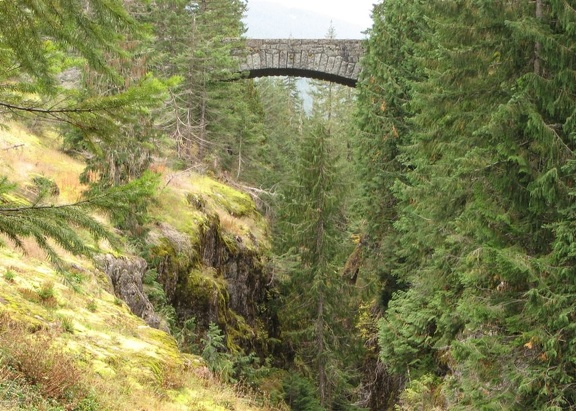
[0,123,278,411]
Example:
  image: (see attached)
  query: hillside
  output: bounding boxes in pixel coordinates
[0,122,280,411]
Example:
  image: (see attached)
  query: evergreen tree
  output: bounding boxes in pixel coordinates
[273,84,368,407]
[353,1,426,408]
[251,77,304,204]
[364,0,576,409]
[0,0,133,87]
[146,0,265,181]
[276,121,345,407]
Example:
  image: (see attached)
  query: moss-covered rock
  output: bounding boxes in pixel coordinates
[148,173,278,358]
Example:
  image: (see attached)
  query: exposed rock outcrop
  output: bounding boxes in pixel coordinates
[152,211,277,356]
[95,254,166,331]
[199,218,267,327]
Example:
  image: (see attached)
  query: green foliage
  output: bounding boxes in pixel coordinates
[282,373,323,411]
[0,169,161,264]
[359,0,576,409]
[58,315,74,334]
[198,322,272,390]
[0,0,157,133]
[353,0,425,308]
[175,317,199,354]
[201,322,235,382]
[37,281,55,301]
[86,300,97,312]
[253,77,304,194]
[3,270,15,282]
[0,0,166,263]
[395,374,444,411]
[145,0,266,180]
[274,108,362,407]
[0,176,117,264]
[0,0,133,86]
[82,170,160,239]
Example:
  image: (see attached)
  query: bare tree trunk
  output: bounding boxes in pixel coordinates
[236,135,242,179]
[317,295,327,407]
[534,0,543,75]
[199,90,207,160]
[316,209,328,407]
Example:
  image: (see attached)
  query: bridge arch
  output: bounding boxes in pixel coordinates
[236,39,363,87]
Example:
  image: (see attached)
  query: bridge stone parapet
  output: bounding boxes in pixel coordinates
[237,39,363,87]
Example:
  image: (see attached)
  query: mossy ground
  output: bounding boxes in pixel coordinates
[0,248,278,410]
[152,172,269,253]
[0,122,276,410]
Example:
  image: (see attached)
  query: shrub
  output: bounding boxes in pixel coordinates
[86,299,97,312]
[37,281,58,307]
[2,270,15,282]
[0,315,100,409]
[282,373,323,411]
[201,322,235,382]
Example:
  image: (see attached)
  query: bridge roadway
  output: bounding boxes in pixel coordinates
[236,39,364,87]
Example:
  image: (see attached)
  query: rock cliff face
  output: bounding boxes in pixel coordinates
[199,219,267,327]
[154,215,275,355]
[95,254,166,331]
[148,176,278,355]
[93,176,277,356]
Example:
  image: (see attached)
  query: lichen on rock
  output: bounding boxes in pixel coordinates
[95,254,166,332]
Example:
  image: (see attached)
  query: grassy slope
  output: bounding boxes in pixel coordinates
[0,123,274,411]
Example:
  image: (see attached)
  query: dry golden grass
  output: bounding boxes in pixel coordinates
[0,234,84,265]
[0,245,275,411]
[218,212,246,237]
[0,122,85,202]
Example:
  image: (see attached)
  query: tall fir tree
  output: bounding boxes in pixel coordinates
[363,0,576,409]
[353,0,426,408]
[275,120,348,408]
[253,77,304,195]
[146,0,265,181]
[273,67,364,407]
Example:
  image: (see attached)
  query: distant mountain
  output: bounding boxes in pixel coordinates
[244,0,368,39]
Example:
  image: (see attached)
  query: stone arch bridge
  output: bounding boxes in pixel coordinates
[234,39,364,87]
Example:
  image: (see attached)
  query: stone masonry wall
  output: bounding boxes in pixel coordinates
[238,39,363,87]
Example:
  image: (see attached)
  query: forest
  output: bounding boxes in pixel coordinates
[1,0,576,410]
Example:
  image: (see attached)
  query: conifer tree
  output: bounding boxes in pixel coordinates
[147,0,265,181]
[272,72,367,406]
[365,0,576,409]
[253,77,304,193]
[353,0,426,407]
[276,121,347,407]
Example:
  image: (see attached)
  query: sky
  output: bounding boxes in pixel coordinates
[244,0,376,38]
[255,0,375,30]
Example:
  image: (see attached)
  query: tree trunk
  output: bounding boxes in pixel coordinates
[317,294,327,407]
[534,0,543,75]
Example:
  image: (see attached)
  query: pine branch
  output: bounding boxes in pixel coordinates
[0,101,98,115]
[0,198,94,213]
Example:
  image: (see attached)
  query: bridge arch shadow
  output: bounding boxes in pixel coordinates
[241,68,357,88]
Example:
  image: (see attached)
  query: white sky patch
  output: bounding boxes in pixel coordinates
[249,0,375,31]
